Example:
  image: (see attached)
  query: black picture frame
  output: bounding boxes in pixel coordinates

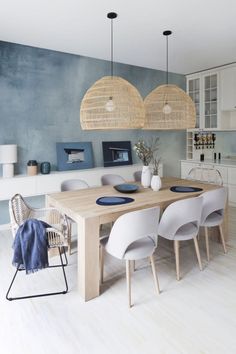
[102,141,133,167]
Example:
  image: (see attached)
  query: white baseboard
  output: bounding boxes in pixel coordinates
[0,223,11,231]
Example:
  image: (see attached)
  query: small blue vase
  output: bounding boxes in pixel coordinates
[40,162,51,174]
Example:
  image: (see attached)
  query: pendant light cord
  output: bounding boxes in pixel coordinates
[163,30,172,85]
[111,18,113,77]
[166,34,168,85]
[107,12,117,78]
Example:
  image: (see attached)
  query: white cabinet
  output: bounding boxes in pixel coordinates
[227,167,236,205]
[0,175,36,200]
[187,63,236,131]
[188,77,200,128]
[220,67,236,111]
[203,73,218,129]
[187,72,219,130]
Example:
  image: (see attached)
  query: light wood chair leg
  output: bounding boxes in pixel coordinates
[193,237,202,271]
[130,260,136,273]
[126,260,132,308]
[219,224,227,254]
[150,255,160,294]
[100,246,104,284]
[197,233,200,241]
[205,227,210,261]
[174,240,180,281]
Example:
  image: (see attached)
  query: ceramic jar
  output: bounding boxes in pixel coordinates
[40,161,51,174]
[27,160,38,176]
[151,175,162,191]
[141,165,152,188]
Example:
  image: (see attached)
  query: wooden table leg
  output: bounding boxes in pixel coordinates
[77,216,100,301]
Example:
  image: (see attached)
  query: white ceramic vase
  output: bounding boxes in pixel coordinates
[151,175,162,191]
[141,165,151,188]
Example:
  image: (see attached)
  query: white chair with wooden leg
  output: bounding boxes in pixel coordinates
[100,207,161,308]
[200,187,227,261]
[158,197,203,281]
[133,170,142,182]
[101,174,125,186]
[61,179,89,192]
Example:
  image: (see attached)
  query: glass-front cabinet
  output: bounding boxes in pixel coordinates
[204,73,218,129]
[188,78,200,128]
[187,72,219,130]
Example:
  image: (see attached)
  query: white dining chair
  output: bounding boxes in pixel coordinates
[101,174,125,186]
[100,207,161,308]
[61,179,89,191]
[200,187,227,261]
[61,179,89,254]
[158,196,203,281]
[187,166,223,185]
[133,170,142,182]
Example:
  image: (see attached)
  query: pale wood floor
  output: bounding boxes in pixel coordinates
[1,209,236,354]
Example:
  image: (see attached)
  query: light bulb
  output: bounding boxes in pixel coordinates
[105,97,115,112]
[163,102,172,114]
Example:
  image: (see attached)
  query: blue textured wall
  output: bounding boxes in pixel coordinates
[0,41,186,174]
[0,41,187,224]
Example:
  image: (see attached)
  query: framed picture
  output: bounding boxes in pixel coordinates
[102,141,133,167]
[56,142,94,171]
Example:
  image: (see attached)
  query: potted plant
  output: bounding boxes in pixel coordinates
[134,137,159,188]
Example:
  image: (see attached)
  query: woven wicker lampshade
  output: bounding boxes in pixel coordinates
[80,12,145,130]
[144,30,196,130]
[80,76,145,130]
[143,84,196,130]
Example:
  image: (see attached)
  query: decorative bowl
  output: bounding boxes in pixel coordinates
[114,183,139,193]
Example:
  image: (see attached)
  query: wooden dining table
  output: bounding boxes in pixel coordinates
[46,177,227,302]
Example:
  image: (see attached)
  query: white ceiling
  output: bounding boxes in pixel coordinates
[0,0,236,74]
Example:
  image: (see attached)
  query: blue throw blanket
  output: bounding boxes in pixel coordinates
[12,219,50,274]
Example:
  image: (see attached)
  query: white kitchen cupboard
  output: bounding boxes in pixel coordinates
[181,160,236,206]
[187,72,219,130]
[187,63,236,131]
[188,77,200,128]
[227,167,236,205]
[220,66,236,111]
[219,66,236,129]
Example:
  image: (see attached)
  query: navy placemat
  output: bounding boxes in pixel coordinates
[170,186,203,193]
[96,196,134,206]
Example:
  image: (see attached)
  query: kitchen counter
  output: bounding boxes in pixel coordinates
[181,159,236,167]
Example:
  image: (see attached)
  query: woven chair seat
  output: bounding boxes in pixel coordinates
[9,194,69,249]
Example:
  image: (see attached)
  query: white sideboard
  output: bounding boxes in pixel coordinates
[180,159,236,206]
[0,163,163,201]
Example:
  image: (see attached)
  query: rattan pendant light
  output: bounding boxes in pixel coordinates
[143,30,196,130]
[80,12,145,130]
